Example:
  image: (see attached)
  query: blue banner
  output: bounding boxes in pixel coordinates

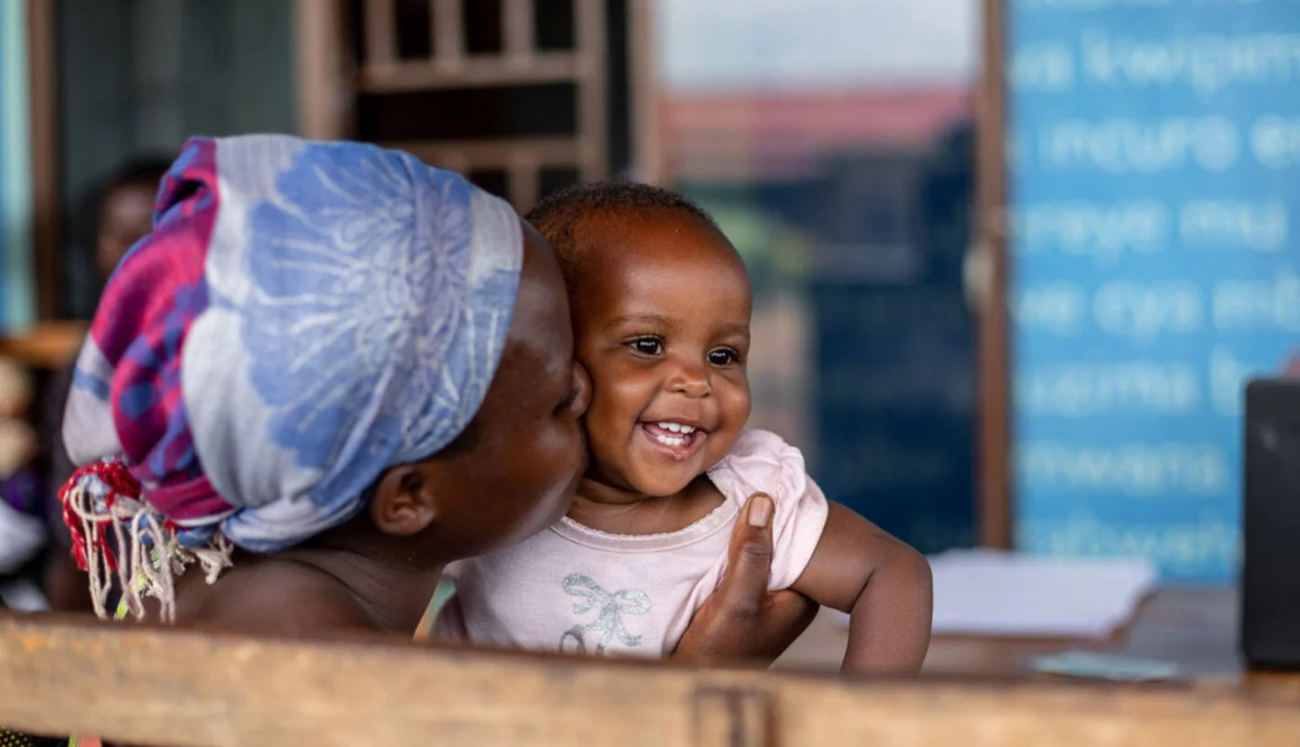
[1009,0,1300,582]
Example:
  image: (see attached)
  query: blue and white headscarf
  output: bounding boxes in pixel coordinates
[62,135,522,574]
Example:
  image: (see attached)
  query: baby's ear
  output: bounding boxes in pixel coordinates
[369,465,438,536]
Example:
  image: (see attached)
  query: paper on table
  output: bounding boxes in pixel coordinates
[834,548,1157,638]
[1031,651,1180,681]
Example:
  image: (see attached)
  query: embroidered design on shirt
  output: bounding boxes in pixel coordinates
[558,573,651,654]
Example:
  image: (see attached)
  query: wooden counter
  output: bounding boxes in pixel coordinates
[776,588,1243,679]
[1,606,1298,747]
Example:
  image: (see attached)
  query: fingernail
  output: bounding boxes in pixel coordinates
[748,494,773,527]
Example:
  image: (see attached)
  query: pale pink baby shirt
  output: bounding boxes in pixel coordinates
[434,429,830,657]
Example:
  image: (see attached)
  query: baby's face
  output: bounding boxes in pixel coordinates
[573,211,752,499]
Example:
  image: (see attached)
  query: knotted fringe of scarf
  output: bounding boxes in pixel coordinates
[57,458,233,622]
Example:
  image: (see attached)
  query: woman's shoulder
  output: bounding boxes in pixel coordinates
[174,557,377,635]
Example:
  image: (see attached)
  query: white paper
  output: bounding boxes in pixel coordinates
[836,548,1157,638]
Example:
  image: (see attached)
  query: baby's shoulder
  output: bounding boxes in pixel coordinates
[707,429,810,508]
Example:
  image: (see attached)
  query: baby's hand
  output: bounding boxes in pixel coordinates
[672,493,818,666]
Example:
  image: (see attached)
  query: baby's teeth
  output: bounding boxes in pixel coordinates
[656,422,697,434]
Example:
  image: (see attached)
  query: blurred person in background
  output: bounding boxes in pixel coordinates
[86,161,171,284]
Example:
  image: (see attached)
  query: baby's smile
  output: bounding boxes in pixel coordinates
[639,420,709,461]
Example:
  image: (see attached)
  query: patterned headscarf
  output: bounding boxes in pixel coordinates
[60,135,523,619]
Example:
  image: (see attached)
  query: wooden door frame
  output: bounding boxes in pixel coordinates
[27,0,58,321]
[628,0,662,184]
[975,0,1011,548]
[295,0,350,140]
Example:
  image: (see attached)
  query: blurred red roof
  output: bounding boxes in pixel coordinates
[662,89,971,182]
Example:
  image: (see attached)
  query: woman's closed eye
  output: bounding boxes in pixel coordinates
[554,364,591,416]
[554,384,580,416]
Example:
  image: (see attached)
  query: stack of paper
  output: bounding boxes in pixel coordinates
[837,548,1158,638]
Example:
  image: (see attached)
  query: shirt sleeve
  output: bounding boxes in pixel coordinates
[707,429,830,591]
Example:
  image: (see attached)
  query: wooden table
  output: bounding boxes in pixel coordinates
[775,588,1243,679]
[4,597,1300,746]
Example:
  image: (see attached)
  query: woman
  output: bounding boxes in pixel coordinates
[51,135,812,648]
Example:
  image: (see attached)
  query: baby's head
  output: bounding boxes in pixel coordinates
[527,182,752,500]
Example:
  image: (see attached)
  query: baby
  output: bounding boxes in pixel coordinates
[436,183,933,674]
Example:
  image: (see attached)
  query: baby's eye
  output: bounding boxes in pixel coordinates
[629,337,664,356]
[708,349,739,366]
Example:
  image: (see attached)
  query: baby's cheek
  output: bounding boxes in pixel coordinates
[583,416,630,478]
[706,425,746,471]
[721,382,752,425]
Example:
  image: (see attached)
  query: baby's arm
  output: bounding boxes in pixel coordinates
[790,502,933,675]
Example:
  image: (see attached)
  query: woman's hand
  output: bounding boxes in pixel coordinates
[673,493,818,666]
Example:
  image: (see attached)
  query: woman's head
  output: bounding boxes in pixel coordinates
[368,222,590,560]
[527,182,752,501]
[61,136,588,618]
